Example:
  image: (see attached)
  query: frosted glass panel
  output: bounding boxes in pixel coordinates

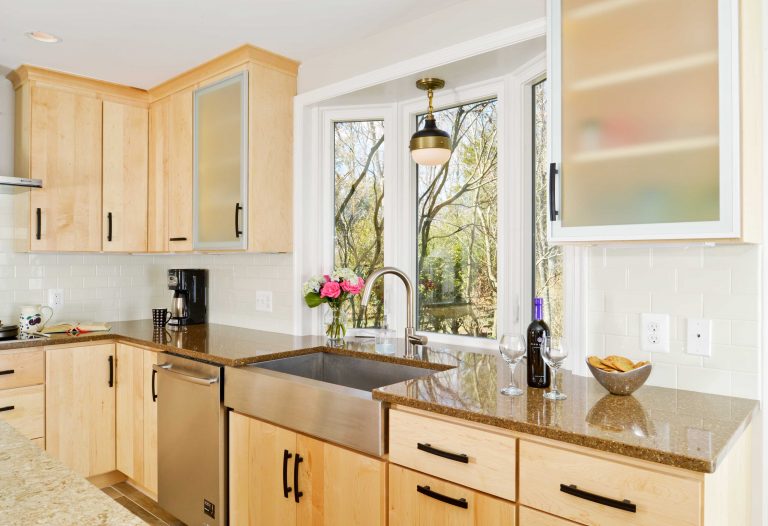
[560,0,719,227]
[195,73,246,246]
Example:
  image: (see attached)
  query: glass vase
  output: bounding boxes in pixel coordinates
[324,303,348,344]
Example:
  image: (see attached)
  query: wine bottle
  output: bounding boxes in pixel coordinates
[526,297,551,388]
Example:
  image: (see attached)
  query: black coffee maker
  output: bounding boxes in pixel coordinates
[167,269,208,326]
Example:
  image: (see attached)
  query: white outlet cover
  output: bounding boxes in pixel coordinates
[640,313,670,353]
[254,291,273,312]
[48,288,64,308]
[686,318,712,357]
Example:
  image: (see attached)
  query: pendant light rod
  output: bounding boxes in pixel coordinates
[416,78,445,118]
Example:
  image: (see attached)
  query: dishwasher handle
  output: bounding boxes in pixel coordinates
[153,363,219,386]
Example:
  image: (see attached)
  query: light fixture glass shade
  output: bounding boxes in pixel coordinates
[410,116,451,166]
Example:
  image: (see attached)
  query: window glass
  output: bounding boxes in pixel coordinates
[416,99,498,338]
[333,120,385,328]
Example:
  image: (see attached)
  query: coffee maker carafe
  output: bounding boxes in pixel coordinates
[167,269,208,326]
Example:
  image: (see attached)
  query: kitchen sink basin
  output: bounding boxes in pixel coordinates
[224,351,437,456]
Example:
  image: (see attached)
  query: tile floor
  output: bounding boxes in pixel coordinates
[102,482,183,526]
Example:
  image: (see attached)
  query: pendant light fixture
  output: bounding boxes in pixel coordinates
[409,78,452,166]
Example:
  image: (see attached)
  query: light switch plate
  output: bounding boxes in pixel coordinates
[254,291,272,312]
[640,313,670,353]
[686,318,712,357]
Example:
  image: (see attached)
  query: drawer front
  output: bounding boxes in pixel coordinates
[519,506,582,525]
[389,409,516,501]
[0,384,45,439]
[519,440,701,526]
[0,349,44,389]
[389,464,515,526]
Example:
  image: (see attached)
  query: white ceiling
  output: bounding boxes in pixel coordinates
[0,0,464,89]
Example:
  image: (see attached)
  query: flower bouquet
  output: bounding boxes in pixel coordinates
[303,268,365,342]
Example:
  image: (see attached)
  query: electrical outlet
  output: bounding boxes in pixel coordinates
[686,318,712,357]
[48,289,64,308]
[254,291,272,312]
[640,313,670,353]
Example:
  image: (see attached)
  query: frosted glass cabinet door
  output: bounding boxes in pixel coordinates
[548,0,739,242]
[193,72,248,250]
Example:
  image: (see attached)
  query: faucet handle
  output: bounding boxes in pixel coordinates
[408,334,428,346]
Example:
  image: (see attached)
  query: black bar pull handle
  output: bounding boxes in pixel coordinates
[35,208,41,240]
[169,237,187,242]
[151,368,158,402]
[0,405,15,412]
[0,369,15,376]
[293,453,304,503]
[417,442,469,464]
[235,203,243,238]
[560,484,636,513]
[108,355,114,388]
[417,485,468,509]
[549,162,559,222]
[107,212,113,242]
[282,450,293,498]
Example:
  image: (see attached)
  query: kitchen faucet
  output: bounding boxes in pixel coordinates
[361,267,428,358]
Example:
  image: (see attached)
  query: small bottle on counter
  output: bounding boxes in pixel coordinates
[526,297,551,388]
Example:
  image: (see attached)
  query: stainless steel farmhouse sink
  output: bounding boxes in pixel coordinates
[224,352,438,456]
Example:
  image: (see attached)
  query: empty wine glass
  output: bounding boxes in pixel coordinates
[542,335,568,400]
[499,334,526,396]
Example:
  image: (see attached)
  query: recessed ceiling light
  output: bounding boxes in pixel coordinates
[26,31,62,44]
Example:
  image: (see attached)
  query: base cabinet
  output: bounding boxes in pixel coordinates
[45,343,116,477]
[389,464,516,526]
[519,506,581,525]
[229,411,386,526]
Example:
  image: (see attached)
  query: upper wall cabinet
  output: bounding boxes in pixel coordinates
[194,72,248,250]
[548,0,763,243]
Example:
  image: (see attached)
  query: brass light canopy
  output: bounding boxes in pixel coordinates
[410,78,452,166]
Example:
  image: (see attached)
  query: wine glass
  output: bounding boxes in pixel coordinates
[542,335,568,400]
[499,334,526,396]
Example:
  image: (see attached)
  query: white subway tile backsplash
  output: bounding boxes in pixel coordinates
[703,293,758,321]
[626,267,676,292]
[604,291,651,313]
[651,292,704,317]
[730,372,760,400]
[677,268,731,294]
[677,366,732,396]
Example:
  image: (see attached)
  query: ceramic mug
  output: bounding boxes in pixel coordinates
[19,305,53,333]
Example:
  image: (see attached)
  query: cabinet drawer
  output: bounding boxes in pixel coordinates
[519,440,701,526]
[0,349,44,389]
[389,409,516,501]
[519,506,581,525]
[389,464,515,526]
[0,384,44,440]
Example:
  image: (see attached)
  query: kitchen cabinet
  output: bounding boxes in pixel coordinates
[0,348,45,444]
[193,72,248,250]
[518,506,581,525]
[115,344,159,494]
[389,464,516,526]
[103,101,149,252]
[229,411,386,526]
[45,343,116,477]
[148,89,194,252]
[548,0,763,243]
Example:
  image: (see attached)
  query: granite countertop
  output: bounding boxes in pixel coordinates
[0,320,757,474]
[0,420,144,526]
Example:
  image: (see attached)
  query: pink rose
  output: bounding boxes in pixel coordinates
[323,274,331,282]
[341,277,365,295]
[320,281,341,299]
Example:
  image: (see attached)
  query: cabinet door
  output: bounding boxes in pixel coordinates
[143,350,159,494]
[45,343,116,477]
[116,343,144,482]
[389,464,515,526]
[103,101,148,252]
[549,0,738,242]
[29,85,102,251]
[230,412,297,526]
[148,89,193,252]
[519,506,581,526]
[296,434,386,526]
[193,72,248,250]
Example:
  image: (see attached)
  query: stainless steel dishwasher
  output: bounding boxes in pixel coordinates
[153,354,226,526]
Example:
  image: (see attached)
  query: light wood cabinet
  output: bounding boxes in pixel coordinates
[116,344,159,495]
[102,101,148,252]
[229,411,386,526]
[27,84,103,251]
[45,343,116,477]
[518,506,581,525]
[389,464,516,526]
[0,384,44,440]
[148,89,194,252]
[0,348,44,390]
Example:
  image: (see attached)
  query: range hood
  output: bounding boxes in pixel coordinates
[0,176,42,189]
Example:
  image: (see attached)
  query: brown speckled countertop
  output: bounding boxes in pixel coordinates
[0,320,757,473]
